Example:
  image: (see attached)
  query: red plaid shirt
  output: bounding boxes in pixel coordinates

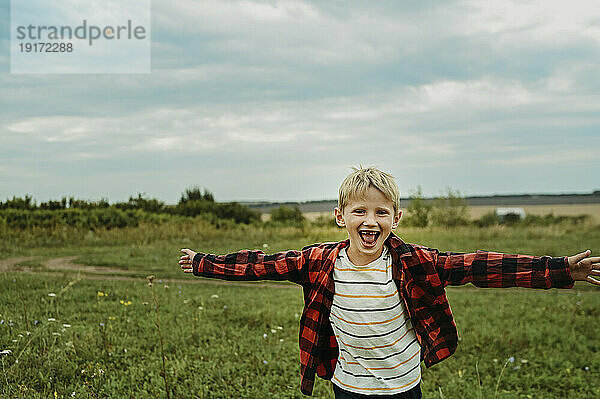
[192,233,573,395]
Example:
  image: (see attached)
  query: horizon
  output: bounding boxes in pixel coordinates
[2,188,599,206]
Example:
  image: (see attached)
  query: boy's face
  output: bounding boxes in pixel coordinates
[334,186,401,266]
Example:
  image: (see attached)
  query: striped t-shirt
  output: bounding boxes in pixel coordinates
[329,246,421,395]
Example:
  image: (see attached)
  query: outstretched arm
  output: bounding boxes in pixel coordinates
[435,248,599,289]
[179,247,307,284]
[567,250,600,286]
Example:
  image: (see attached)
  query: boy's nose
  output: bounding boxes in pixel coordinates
[363,214,377,226]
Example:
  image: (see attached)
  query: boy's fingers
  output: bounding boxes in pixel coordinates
[569,250,592,266]
[586,276,600,286]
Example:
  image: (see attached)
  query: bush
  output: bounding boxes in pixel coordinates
[115,193,166,213]
[179,187,214,203]
[0,208,140,229]
[270,206,305,225]
[0,195,36,210]
[403,186,432,227]
[430,188,469,227]
[473,212,500,227]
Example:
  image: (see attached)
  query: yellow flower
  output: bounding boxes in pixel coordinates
[97,291,105,297]
[120,300,124,304]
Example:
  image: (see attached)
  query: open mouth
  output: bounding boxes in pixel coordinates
[359,231,380,247]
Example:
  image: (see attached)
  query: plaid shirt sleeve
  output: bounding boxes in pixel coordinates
[431,249,574,289]
[192,249,308,284]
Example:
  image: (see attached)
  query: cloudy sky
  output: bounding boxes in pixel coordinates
[1,0,599,203]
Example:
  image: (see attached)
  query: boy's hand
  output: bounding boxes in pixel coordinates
[567,250,600,285]
[179,248,197,273]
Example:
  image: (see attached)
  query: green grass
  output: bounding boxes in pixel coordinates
[0,222,599,397]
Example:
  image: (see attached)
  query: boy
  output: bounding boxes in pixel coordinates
[179,167,599,398]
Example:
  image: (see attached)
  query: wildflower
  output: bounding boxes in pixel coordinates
[198,306,204,311]
[262,360,268,364]
[11,340,17,343]
[508,357,515,363]
[263,333,268,339]
[18,334,23,338]
[163,285,169,289]
[63,324,71,328]
[48,318,56,322]
[211,294,219,299]
[0,350,11,355]
[276,326,283,330]
[520,359,528,364]
[263,243,269,248]
[223,305,228,309]
[34,320,39,325]
[71,392,76,397]
[98,368,104,375]
[178,290,182,294]
[99,323,105,327]
[585,366,590,371]
[12,279,15,283]
[97,291,106,297]
[294,313,299,319]
[0,320,3,325]
[279,339,284,342]
[108,316,116,320]
[48,293,56,297]
[271,329,277,334]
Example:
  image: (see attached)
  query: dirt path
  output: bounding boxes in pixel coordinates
[0,256,299,289]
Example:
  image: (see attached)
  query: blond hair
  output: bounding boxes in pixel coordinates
[338,166,400,215]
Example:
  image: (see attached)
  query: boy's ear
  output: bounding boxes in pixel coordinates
[334,207,345,227]
[392,210,402,229]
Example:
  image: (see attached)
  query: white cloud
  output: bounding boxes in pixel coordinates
[459,0,600,45]
[3,77,597,162]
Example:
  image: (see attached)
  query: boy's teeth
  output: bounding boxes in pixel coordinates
[360,231,378,244]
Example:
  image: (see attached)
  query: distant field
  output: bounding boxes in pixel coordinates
[275,203,600,223]
[466,204,600,223]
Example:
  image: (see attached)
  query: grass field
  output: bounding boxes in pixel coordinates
[1,221,599,398]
